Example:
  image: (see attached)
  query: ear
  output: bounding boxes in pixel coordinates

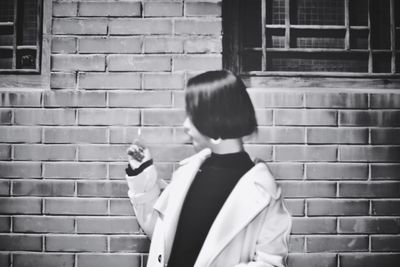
[210,137,222,145]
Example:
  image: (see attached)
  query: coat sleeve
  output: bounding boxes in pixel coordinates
[126,165,162,239]
[235,189,292,267]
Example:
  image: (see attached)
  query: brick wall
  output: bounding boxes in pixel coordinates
[0,0,399,267]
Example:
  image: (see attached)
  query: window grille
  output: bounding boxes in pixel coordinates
[238,0,400,76]
[0,0,42,73]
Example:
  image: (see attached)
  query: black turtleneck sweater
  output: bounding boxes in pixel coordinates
[167,151,254,267]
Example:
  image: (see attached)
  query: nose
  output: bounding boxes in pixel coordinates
[183,117,191,134]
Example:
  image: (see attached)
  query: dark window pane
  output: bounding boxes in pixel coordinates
[370,0,390,50]
[350,29,368,50]
[291,29,345,48]
[21,0,38,45]
[349,0,368,26]
[0,25,14,46]
[271,0,285,24]
[267,51,368,72]
[396,53,400,73]
[372,52,391,73]
[0,1,14,22]
[266,28,285,48]
[17,48,36,69]
[293,0,344,25]
[396,29,400,50]
[0,49,13,69]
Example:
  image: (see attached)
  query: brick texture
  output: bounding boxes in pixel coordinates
[0,1,399,267]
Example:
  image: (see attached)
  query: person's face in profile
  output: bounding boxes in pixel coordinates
[183,117,210,152]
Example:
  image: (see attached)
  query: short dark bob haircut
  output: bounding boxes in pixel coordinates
[185,70,257,139]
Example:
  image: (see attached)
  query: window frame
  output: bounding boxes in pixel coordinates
[223,0,400,80]
[0,0,51,89]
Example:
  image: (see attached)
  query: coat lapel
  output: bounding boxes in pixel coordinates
[194,163,274,267]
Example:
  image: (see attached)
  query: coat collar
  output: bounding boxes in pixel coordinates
[153,149,279,265]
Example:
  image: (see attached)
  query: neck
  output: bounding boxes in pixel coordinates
[210,138,244,154]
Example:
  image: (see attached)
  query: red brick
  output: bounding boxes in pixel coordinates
[0,109,12,124]
[107,55,171,71]
[0,126,41,143]
[109,235,150,252]
[0,197,41,214]
[371,129,400,145]
[305,92,368,108]
[79,72,141,89]
[306,163,368,180]
[0,144,12,160]
[44,198,108,215]
[77,254,140,267]
[173,55,222,71]
[46,235,107,252]
[143,73,184,90]
[246,127,305,144]
[53,2,78,16]
[275,109,337,126]
[0,162,42,178]
[185,2,222,16]
[109,126,175,144]
[308,128,368,144]
[52,18,108,35]
[371,164,400,180]
[79,37,142,54]
[284,199,305,216]
[109,18,173,35]
[339,146,400,162]
[142,109,186,126]
[79,2,141,17]
[340,253,400,267]
[307,199,369,216]
[0,216,10,231]
[254,109,273,126]
[77,216,140,234]
[371,236,400,251]
[0,91,41,107]
[339,217,400,233]
[52,37,77,53]
[13,253,74,267]
[147,144,195,162]
[52,55,105,71]
[340,110,400,126]
[372,200,400,215]
[248,90,304,108]
[144,37,184,53]
[44,127,108,144]
[292,217,336,234]
[13,180,75,197]
[289,236,305,252]
[143,2,183,17]
[78,109,140,125]
[370,93,400,108]
[265,163,304,180]
[0,181,9,196]
[243,145,273,161]
[0,253,10,267]
[338,181,400,197]
[13,216,75,233]
[14,109,75,125]
[78,145,127,161]
[44,91,106,107]
[184,37,222,53]
[108,91,172,108]
[172,91,185,108]
[14,144,76,161]
[288,253,337,267]
[109,199,135,216]
[77,181,127,197]
[0,235,42,251]
[109,162,174,181]
[175,19,222,35]
[307,236,368,252]
[43,162,107,179]
[276,145,337,162]
[50,72,76,89]
[280,181,336,198]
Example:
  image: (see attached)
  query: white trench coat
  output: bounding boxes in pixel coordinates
[127,149,292,267]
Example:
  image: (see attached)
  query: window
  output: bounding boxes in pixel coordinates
[223,0,400,76]
[0,0,42,73]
